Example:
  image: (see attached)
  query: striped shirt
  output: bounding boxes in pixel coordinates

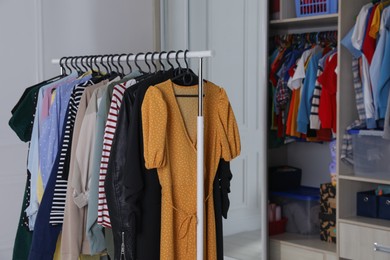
[340,57,367,165]
[49,80,92,224]
[97,79,136,227]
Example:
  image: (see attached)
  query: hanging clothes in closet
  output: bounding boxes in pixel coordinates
[340,0,390,164]
[9,51,241,260]
[269,31,338,147]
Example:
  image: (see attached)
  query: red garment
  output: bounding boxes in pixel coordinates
[362,4,378,64]
[318,53,338,134]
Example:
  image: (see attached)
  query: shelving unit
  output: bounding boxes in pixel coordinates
[268,0,339,259]
[336,0,390,259]
[269,0,390,259]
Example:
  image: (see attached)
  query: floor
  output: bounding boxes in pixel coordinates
[223,229,262,260]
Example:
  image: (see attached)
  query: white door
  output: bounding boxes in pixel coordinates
[161,0,268,259]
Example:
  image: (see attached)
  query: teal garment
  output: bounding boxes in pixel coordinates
[12,174,33,260]
[86,72,141,254]
[9,84,44,142]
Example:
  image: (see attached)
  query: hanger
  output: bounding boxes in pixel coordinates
[59,57,67,76]
[144,52,152,74]
[166,50,175,70]
[151,52,159,73]
[159,51,167,72]
[174,50,184,76]
[126,53,133,74]
[171,50,200,91]
[94,55,103,75]
[117,53,126,76]
[100,55,110,74]
[110,54,120,74]
[135,52,144,73]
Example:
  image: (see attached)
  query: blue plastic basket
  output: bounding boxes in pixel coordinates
[295,0,338,17]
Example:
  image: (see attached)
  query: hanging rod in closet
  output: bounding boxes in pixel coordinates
[51,50,213,64]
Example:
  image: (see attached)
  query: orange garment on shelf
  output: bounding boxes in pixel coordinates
[142,80,240,260]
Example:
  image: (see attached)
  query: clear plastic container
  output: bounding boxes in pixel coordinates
[270,186,320,235]
[351,130,390,180]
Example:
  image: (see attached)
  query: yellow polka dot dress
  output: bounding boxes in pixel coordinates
[142,79,240,260]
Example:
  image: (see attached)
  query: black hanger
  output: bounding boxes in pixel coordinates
[171,50,199,88]
[110,54,120,74]
[166,50,175,70]
[145,52,152,74]
[159,51,167,72]
[135,52,144,73]
[117,53,127,76]
[174,50,184,76]
[126,53,134,74]
[59,57,67,76]
[94,55,102,75]
[100,55,110,74]
[151,52,159,73]
[64,57,72,74]
[78,56,88,73]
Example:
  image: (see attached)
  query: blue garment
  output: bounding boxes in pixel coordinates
[377,8,390,119]
[39,75,92,190]
[341,26,362,58]
[26,73,77,231]
[28,108,69,260]
[297,51,323,134]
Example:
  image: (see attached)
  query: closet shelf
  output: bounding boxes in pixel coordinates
[270,233,337,254]
[338,175,390,185]
[269,13,338,32]
[339,216,390,232]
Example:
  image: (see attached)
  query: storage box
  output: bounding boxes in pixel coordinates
[269,217,288,236]
[351,130,390,180]
[319,212,336,243]
[295,0,338,17]
[268,166,302,191]
[320,183,336,215]
[270,186,320,235]
[378,194,390,220]
[356,190,378,218]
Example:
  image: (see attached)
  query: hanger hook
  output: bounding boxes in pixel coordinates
[166,50,175,70]
[106,55,113,73]
[110,54,120,73]
[144,52,152,73]
[126,53,133,74]
[135,52,144,72]
[79,56,88,72]
[74,56,83,73]
[159,51,166,72]
[100,55,110,73]
[175,50,183,74]
[151,52,158,72]
[92,55,100,74]
[118,53,126,75]
[86,56,94,71]
[184,50,190,72]
[69,56,78,73]
[59,57,67,75]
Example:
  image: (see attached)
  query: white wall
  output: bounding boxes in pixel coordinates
[0,0,157,258]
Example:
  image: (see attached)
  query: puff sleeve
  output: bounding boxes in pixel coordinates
[142,87,168,169]
[218,88,241,161]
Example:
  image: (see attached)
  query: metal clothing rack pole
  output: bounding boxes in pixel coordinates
[52,50,212,260]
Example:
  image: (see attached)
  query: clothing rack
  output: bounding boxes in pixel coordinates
[52,50,213,260]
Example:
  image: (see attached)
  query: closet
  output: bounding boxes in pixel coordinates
[268,0,390,260]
